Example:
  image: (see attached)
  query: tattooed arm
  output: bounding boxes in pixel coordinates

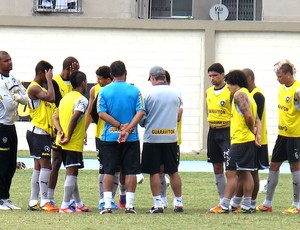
[234,91,261,146]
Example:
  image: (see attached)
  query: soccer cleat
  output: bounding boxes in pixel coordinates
[49,200,57,207]
[136,174,144,184]
[28,203,40,211]
[165,175,170,187]
[230,205,240,212]
[2,199,21,210]
[174,206,183,213]
[250,208,256,213]
[111,202,119,210]
[59,206,81,213]
[76,205,92,212]
[40,202,59,213]
[282,206,300,214]
[98,202,118,210]
[256,204,272,212]
[69,200,76,209]
[163,202,168,209]
[232,208,252,214]
[118,195,126,209]
[207,205,229,214]
[59,207,75,213]
[16,162,26,169]
[125,207,136,214]
[162,197,168,208]
[98,202,105,210]
[99,208,112,214]
[147,206,164,214]
[0,200,11,210]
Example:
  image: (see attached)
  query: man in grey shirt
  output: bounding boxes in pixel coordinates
[140,66,183,214]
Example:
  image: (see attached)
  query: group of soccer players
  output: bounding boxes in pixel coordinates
[206,60,300,214]
[0,52,184,214]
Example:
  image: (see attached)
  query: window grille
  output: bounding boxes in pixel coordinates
[149,0,193,19]
[33,0,82,13]
[222,0,255,20]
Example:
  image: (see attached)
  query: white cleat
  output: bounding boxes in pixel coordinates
[136,173,144,184]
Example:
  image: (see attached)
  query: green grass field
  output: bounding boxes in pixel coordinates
[0,167,299,230]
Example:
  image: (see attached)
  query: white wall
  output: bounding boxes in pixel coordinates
[6,26,300,154]
[263,0,300,21]
[216,32,300,153]
[2,26,204,153]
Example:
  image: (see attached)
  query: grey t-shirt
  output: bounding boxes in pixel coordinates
[140,84,182,143]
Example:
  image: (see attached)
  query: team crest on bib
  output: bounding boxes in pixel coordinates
[44,145,50,153]
[12,77,18,84]
[220,100,226,107]
[286,96,291,103]
[295,149,299,160]
[2,137,7,143]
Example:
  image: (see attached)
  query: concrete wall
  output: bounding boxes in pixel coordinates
[193,0,220,20]
[215,32,300,153]
[1,16,300,154]
[0,0,33,16]
[1,0,300,21]
[1,17,205,153]
[0,0,136,18]
[82,0,136,18]
[263,0,300,21]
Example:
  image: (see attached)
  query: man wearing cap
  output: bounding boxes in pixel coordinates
[140,66,183,214]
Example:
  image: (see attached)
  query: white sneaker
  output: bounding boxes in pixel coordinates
[162,197,168,208]
[0,200,11,210]
[136,173,144,184]
[165,175,170,187]
[2,199,21,210]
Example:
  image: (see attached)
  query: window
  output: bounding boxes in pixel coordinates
[149,0,193,19]
[222,0,256,20]
[33,0,82,13]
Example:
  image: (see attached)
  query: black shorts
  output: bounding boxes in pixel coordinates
[256,144,269,170]
[225,141,256,171]
[60,147,84,169]
[26,130,52,159]
[271,135,300,163]
[96,137,121,174]
[100,141,140,175]
[176,145,180,165]
[51,143,62,157]
[95,137,103,174]
[207,127,230,164]
[141,142,178,174]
